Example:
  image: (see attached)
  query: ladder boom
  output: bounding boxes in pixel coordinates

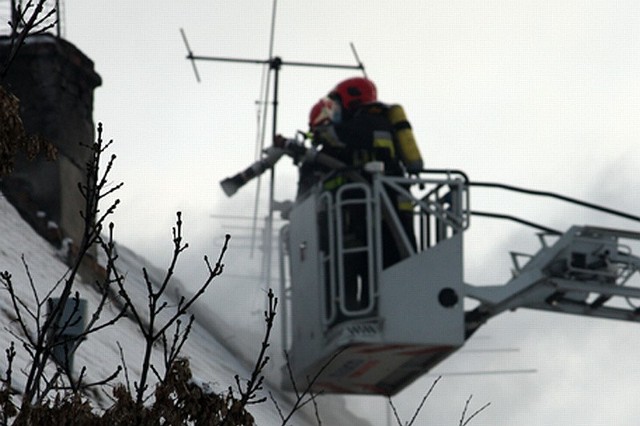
[465,226,640,334]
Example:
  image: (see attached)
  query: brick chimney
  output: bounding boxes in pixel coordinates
[0,34,102,249]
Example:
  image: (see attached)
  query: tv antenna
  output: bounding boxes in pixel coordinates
[180,1,366,287]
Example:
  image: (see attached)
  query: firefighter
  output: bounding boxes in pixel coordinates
[325,77,423,266]
[295,96,344,199]
[313,77,425,314]
[305,95,371,313]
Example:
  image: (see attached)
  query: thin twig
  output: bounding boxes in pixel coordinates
[279,347,346,425]
[387,396,404,426]
[407,376,441,425]
[220,288,277,425]
[269,390,285,421]
[116,342,131,395]
[459,394,491,426]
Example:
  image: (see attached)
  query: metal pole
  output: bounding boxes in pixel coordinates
[10,0,17,36]
[264,57,282,288]
[56,0,60,37]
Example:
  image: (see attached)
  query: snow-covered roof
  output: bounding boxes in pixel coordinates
[0,192,369,425]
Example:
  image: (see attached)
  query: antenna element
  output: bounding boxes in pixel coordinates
[180,28,201,83]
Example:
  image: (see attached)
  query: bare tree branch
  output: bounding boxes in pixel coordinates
[277,347,346,425]
[459,394,491,426]
[1,0,58,80]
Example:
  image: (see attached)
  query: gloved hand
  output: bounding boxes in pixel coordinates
[313,125,344,148]
[271,135,306,163]
[274,134,287,148]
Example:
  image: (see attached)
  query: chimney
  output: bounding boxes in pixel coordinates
[0,34,102,250]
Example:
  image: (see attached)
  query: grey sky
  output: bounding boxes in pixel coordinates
[61,1,640,424]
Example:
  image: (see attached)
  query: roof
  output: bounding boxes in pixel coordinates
[0,191,369,425]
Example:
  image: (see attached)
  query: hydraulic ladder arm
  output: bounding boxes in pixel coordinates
[464,226,640,337]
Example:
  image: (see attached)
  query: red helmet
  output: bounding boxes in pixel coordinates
[330,77,377,111]
[308,97,341,129]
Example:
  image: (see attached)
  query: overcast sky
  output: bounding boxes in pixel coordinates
[56,1,640,424]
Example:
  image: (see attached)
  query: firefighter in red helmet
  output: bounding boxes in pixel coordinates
[292,96,345,199]
[316,77,424,268]
[309,96,342,129]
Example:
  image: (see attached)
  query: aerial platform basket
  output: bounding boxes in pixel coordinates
[279,171,470,395]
